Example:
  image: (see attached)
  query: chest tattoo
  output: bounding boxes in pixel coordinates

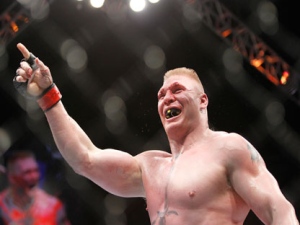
[151,156,179,225]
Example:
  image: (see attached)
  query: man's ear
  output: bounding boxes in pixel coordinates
[199,93,209,110]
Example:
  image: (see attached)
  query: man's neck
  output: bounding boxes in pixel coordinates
[168,126,211,159]
[9,186,35,209]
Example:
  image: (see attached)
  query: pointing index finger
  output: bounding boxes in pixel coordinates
[17,43,31,60]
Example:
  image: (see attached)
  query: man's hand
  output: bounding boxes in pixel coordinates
[15,43,53,97]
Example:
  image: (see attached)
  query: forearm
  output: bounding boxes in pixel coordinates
[44,100,97,173]
[15,44,98,175]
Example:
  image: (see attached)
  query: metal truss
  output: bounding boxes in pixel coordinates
[182,0,299,101]
[0,0,55,46]
[0,2,30,46]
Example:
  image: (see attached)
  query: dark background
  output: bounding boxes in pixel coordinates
[1,0,300,224]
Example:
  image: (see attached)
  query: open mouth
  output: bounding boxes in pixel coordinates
[165,108,181,119]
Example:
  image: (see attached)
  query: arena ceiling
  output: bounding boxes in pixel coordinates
[1,0,300,224]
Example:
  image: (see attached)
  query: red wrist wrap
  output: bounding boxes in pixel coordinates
[37,84,62,112]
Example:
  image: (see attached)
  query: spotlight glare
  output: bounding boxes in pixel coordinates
[148,0,160,3]
[90,0,105,8]
[130,0,146,12]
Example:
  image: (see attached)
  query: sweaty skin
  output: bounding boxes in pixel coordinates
[138,133,253,225]
[15,44,299,225]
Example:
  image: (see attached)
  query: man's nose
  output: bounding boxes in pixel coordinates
[164,90,175,105]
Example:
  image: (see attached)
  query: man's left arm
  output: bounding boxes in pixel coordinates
[226,133,299,225]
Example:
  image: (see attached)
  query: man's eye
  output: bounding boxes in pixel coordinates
[158,92,166,99]
[174,89,182,94]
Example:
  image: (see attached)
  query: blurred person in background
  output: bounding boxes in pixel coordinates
[0,150,71,225]
[12,43,299,225]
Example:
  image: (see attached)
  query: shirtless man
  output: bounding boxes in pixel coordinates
[14,43,298,225]
[0,150,70,225]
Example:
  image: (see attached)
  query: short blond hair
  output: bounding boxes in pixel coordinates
[164,67,204,92]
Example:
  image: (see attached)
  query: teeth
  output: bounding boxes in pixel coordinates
[165,108,181,119]
[166,109,171,119]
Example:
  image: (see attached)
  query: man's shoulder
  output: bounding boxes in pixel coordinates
[135,150,171,167]
[210,131,249,155]
[211,130,245,144]
[135,150,172,176]
[137,149,171,159]
[212,131,260,165]
[32,189,64,213]
[35,188,62,204]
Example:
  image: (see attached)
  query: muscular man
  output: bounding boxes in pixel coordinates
[14,43,298,225]
[0,150,70,225]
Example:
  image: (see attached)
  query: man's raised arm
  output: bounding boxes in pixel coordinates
[14,43,145,198]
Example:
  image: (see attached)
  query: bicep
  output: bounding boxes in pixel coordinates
[81,148,144,198]
[231,159,281,205]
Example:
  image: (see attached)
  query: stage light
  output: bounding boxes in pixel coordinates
[265,101,285,126]
[0,128,12,152]
[144,45,165,70]
[90,0,105,8]
[60,39,88,72]
[17,0,32,7]
[251,58,264,68]
[280,71,289,85]
[10,21,19,32]
[148,0,160,3]
[129,0,146,12]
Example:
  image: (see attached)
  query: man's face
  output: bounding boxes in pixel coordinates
[9,157,40,190]
[157,75,203,134]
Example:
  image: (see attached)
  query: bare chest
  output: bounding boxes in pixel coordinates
[143,152,230,212]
